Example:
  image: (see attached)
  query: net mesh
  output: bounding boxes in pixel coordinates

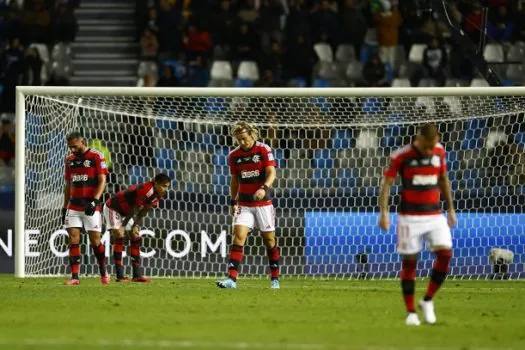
[22,90,525,279]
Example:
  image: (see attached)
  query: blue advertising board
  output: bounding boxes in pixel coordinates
[304,212,525,278]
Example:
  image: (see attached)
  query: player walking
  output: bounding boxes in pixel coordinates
[103,174,171,282]
[216,122,279,289]
[62,132,109,285]
[379,124,456,326]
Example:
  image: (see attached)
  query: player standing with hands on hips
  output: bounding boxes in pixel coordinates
[379,124,456,326]
[216,122,280,289]
[62,132,109,285]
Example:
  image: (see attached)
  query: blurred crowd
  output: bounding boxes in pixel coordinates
[136,0,525,88]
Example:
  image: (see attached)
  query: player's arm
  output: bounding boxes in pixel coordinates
[62,181,71,224]
[254,165,276,201]
[439,172,457,227]
[230,174,239,215]
[379,176,394,231]
[93,173,106,201]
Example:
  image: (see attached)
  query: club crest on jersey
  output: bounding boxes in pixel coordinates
[83,160,91,167]
[252,154,261,163]
[431,155,441,168]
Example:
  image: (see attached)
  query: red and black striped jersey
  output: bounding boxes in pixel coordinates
[106,181,160,217]
[228,141,277,207]
[384,143,447,215]
[65,149,108,211]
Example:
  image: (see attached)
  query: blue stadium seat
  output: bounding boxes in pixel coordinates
[363,97,385,113]
[212,146,229,166]
[311,169,334,187]
[156,119,178,130]
[336,168,356,187]
[461,138,484,149]
[514,132,525,146]
[313,149,336,168]
[313,78,331,87]
[273,148,287,168]
[381,124,404,148]
[156,148,177,170]
[235,78,255,87]
[332,129,353,149]
[312,96,331,112]
[289,77,307,87]
[205,97,228,113]
[129,165,150,185]
[212,166,229,195]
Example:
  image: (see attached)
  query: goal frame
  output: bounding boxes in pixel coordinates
[14,85,525,278]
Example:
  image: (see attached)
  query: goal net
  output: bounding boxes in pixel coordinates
[16,87,525,279]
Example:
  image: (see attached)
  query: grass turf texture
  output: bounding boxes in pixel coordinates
[0,275,524,350]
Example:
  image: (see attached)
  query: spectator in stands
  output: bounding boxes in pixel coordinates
[284,33,314,84]
[310,0,339,43]
[146,7,159,33]
[261,40,284,83]
[140,27,159,60]
[22,46,42,86]
[398,0,426,56]
[232,22,260,61]
[421,10,450,41]
[3,0,22,39]
[421,37,447,86]
[22,0,52,45]
[487,5,515,41]
[238,0,259,24]
[157,64,179,87]
[157,0,183,56]
[210,0,237,58]
[362,53,389,87]
[463,2,483,42]
[187,55,210,86]
[339,0,367,56]
[514,2,525,41]
[183,23,212,60]
[258,0,285,50]
[0,119,14,166]
[53,2,78,43]
[256,68,280,87]
[0,36,24,113]
[285,0,310,40]
[374,1,402,68]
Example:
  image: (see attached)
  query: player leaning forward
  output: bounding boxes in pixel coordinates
[379,124,456,326]
[103,174,171,282]
[62,132,109,285]
[216,121,280,289]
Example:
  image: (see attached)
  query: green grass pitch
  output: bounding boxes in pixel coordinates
[0,275,524,350]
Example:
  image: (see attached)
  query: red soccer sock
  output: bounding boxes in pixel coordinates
[69,243,80,279]
[424,249,452,301]
[113,238,125,278]
[227,245,244,282]
[267,245,280,280]
[91,243,107,276]
[130,238,142,278]
[400,258,417,313]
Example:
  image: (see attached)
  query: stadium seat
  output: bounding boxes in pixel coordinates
[335,168,357,188]
[313,149,336,168]
[445,79,469,87]
[394,45,406,69]
[346,61,363,82]
[317,61,339,80]
[30,43,50,64]
[332,129,353,149]
[314,42,333,62]
[311,168,335,188]
[506,45,525,63]
[208,79,234,87]
[408,44,427,64]
[273,148,287,168]
[391,78,410,87]
[442,96,463,115]
[235,78,255,87]
[505,64,525,80]
[137,61,158,78]
[483,43,505,63]
[237,61,259,80]
[129,165,150,185]
[470,78,489,87]
[51,43,71,64]
[418,78,437,87]
[313,78,331,87]
[210,60,233,80]
[514,132,525,146]
[335,44,356,63]
[364,28,378,46]
[287,77,307,87]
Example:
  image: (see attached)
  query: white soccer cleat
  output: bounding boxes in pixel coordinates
[419,299,437,324]
[271,279,280,289]
[216,278,237,289]
[405,312,421,326]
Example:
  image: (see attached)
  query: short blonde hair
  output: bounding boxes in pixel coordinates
[230,121,259,143]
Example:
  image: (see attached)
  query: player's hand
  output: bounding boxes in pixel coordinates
[61,208,67,225]
[253,188,267,201]
[378,212,390,231]
[131,224,140,236]
[84,198,100,216]
[447,210,457,228]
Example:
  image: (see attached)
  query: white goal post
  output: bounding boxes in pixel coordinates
[15,86,525,279]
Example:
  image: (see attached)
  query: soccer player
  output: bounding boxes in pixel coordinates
[379,124,456,326]
[62,132,109,285]
[103,174,171,282]
[216,121,279,289]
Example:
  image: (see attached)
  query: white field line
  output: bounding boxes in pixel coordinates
[0,338,516,350]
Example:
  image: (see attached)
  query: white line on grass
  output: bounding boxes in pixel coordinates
[0,338,516,350]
